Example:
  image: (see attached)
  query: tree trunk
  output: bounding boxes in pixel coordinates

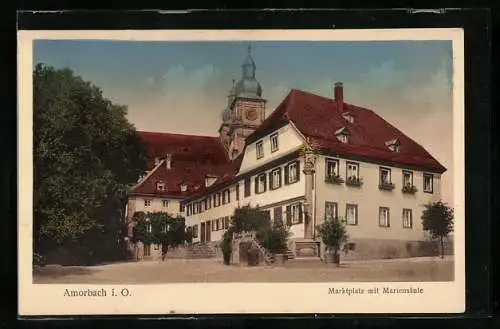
[440,236,444,259]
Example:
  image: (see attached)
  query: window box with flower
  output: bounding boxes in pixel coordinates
[378,182,395,191]
[345,176,363,187]
[402,183,418,194]
[325,174,344,185]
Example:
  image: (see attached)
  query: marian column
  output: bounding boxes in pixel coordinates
[302,144,316,239]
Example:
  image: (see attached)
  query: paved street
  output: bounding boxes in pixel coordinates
[33,256,454,284]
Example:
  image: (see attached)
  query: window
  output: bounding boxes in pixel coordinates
[235,184,240,201]
[346,162,359,179]
[343,113,354,124]
[325,202,338,220]
[270,168,282,190]
[143,244,151,257]
[270,133,279,152]
[379,167,392,184]
[162,200,169,208]
[222,192,226,205]
[423,173,434,193]
[255,174,267,194]
[388,144,400,152]
[146,220,152,233]
[212,194,217,207]
[326,158,340,178]
[379,207,390,227]
[193,225,198,238]
[403,209,413,228]
[216,219,220,231]
[180,204,185,212]
[156,181,166,191]
[256,140,264,159]
[337,134,348,144]
[345,204,358,225]
[273,207,283,226]
[212,220,216,232]
[180,183,187,192]
[207,196,212,209]
[187,204,191,216]
[226,189,231,203]
[217,193,221,206]
[403,170,413,186]
[285,161,300,184]
[204,198,208,210]
[287,203,302,225]
[244,177,251,197]
[144,199,152,208]
[224,216,230,229]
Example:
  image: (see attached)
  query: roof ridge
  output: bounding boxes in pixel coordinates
[137,130,219,139]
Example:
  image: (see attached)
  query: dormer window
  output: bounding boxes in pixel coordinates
[154,157,160,165]
[335,127,349,144]
[385,138,400,152]
[156,181,166,191]
[180,183,187,192]
[342,111,355,124]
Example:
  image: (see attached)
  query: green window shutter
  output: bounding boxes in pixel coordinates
[286,205,292,226]
[298,203,303,223]
[296,160,301,182]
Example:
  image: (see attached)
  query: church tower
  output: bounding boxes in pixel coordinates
[219,45,267,160]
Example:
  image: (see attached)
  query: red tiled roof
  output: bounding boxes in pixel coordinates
[137,131,229,170]
[248,89,446,173]
[129,132,235,197]
[131,88,446,199]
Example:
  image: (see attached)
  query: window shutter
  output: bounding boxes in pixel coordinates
[286,205,292,226]
[298,204,303,223]
[263,174,267,192]
[254,176,259,194]
[284,165,290,185]
[296,160,301,182]
[269,171,273,189]
[278,168,282,188]
[228,190,231,203]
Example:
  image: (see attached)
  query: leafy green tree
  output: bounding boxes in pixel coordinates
[131,211,186,249]
[33,63,147,263]
[316,216,350,263]
[421,201,454,259]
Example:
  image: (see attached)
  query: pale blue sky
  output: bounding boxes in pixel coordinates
[33,40,454,204]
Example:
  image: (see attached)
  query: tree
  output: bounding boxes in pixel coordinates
[316,216,350,265]
[131,211,187,250]
[33,63,148,263]
[221,205,291,265]
[421,201,454,259]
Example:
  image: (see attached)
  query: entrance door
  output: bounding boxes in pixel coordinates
[206,221,211,242]
[200,222,206,243]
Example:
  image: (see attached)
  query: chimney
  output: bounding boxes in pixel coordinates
[334,82,344,113]
[165,154,172,170]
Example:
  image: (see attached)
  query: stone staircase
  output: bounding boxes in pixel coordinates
[165,243,217,259]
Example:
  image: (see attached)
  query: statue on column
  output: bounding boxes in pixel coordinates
[300,137,319,239]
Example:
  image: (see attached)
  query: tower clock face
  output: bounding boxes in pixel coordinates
[245,109,258,121]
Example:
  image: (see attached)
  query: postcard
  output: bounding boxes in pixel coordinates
[18,28,465,315]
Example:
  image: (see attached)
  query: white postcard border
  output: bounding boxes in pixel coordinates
[18,28,465,315]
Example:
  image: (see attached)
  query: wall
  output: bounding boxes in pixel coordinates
[186,123,308,243]
[185,157,307,243]
[314,154,443,243]
[238,123,304,174]
[128,196,183,218]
